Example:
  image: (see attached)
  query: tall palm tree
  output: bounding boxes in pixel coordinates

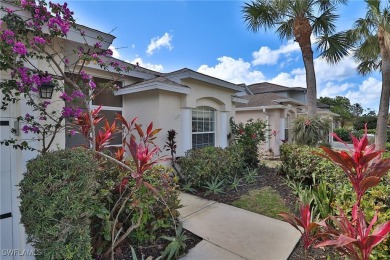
[242,0,350,115]
[348,0,390,151]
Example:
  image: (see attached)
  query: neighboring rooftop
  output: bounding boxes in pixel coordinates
[236,93,305,108]
[247,82,306,95]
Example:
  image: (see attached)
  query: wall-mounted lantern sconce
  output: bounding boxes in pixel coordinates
[39,82,55,99]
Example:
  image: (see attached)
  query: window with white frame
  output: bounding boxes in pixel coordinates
[192,106,215,149]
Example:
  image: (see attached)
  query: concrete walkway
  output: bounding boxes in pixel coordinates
[178,193,301,260]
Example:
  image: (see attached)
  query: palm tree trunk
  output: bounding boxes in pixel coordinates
[294,17,317,116]
[375,28,390,151]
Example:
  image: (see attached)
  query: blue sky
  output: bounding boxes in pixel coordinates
[60,0,381,111]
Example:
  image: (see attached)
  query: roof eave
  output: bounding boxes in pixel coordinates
[115,82,190,95]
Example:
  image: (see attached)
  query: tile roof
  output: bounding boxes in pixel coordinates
[247,82,306,94]
[236,93,291,108]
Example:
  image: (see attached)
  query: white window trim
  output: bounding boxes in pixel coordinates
[191,107,216,149]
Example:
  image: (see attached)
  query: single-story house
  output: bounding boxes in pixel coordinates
[0,2,246,256]
[236,82,338,157]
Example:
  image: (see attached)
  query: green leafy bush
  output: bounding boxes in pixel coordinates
[279,144,343,185]
[178,145,245,190]
[19,148,99,260]
[230,118,266,168]
[291,116,330,146]
[353,115,377,130]
[333,128,352,142]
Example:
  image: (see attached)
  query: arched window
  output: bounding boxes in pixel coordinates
[192,106,215,149]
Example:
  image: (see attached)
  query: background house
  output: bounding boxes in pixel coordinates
[236,82,337,157]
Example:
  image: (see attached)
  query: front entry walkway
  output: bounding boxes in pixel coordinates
[178,193,301,260]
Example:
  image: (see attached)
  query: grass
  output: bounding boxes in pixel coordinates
[231,186,290,220]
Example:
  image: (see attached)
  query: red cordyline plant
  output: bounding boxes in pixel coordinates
[72,106,165,258]
[280,125,390,259]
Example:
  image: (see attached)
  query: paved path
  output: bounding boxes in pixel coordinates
[331,141,354,150]
[178,193,301,260]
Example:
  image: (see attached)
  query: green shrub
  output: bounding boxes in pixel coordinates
[19,148,99,260]
[291,116,330,146]
[353,116,377,130]
[333,128,352,142]
[178,145,245,190]
[279,144,343,185]
[230,118,266,168]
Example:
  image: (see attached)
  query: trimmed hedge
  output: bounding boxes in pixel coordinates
[178,145,245,189]
[19,148,98,259]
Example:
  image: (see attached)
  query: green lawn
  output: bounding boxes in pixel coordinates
[231,186,290,220]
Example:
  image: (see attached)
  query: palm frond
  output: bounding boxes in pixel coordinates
[354,35,380,61]
[356,60,381,75]
[276,19,295,40]
[316,32,353,63]
[316,0,347,12]
[242,0,280,32]
[311,5,338,35]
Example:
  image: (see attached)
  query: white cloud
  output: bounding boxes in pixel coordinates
[197,56,265,84]
[318,82,354,97]
[314,56,358,82]
[146,32,173,55]
[252,40,300,66]
[269,71,306,87]
[130,57,164,72]
[109,46,121,59]
[345,77,382,109]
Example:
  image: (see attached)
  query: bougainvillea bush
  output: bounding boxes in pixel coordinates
[280,127,390,259]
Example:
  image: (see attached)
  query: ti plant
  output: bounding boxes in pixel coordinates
[163,129,182,179]
[280,125,390,260]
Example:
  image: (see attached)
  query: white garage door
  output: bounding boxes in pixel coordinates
[0,119,14,255]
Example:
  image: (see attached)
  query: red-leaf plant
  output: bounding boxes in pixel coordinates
[279,204,324,259]
[280,125,390,259]
[72,107,167,258]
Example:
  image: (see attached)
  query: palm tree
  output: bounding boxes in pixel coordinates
[348,0,390,151]
[242,0,350,115]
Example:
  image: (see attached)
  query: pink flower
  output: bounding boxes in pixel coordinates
[64,58,69,64]
[94,42,102,49]
[33,36,46,45]
[59,93,73,102]
[88,80,96,89]
[80,70,91,80]
[13,42,28,56]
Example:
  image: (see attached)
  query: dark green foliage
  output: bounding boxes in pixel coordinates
[279,144,343,185]
[353,115,377,130]
[291,116,330,146]
[19,148,98,260]
[230,118,266,168]
[178,146,245,191]
[333,128,353,142]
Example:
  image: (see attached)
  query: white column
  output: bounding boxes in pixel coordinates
[218,111,228,148]
[181,108,192,155]
[279,117,286,141]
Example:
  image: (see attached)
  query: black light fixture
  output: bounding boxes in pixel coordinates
[39,82,55,99]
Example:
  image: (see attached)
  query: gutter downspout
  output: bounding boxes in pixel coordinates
[263,108,270,151]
